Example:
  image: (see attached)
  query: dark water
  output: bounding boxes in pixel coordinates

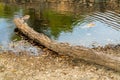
[0,1,120,48]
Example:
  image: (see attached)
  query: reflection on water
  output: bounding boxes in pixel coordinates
[54,11,120,47]
[58,20,120,47]
[25,1,120,47]
[0,0,120,48]
[0,19,13,46]
[37,10,120,47]
[0,3,21,47]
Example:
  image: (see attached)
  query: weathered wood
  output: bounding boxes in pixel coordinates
[14,17,120,72]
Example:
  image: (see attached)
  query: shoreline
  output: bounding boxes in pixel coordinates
[0,48,120,80]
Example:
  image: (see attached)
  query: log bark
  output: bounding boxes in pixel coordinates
[14,17,120,72]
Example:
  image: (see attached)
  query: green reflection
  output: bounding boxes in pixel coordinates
[0,2,21,44]
[43,10,74,39]
[11,34,22,41]
[27,9,84,39]
[0,3,4,17]
[0,3,19,18]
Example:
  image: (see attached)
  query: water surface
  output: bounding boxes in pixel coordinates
[0,1,120,49]
[0,3,22,48]
[26,1,120,48]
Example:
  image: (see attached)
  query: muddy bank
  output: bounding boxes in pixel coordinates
[0,37,119,80]
[0,49,120,80]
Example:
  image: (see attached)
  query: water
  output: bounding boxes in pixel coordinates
[55,11,120,47]
[27,2,120,48]
[58,18,120,47]
[0,1,120,49]
[0,3,19,47]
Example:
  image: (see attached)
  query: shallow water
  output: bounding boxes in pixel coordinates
[0,1,120,49]
[0,3,20,47]
[56,11,120,47]
[27,1,120,48]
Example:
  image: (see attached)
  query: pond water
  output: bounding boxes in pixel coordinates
[54,11,120,47]
[0,3,22,48]
[0,1,120,48]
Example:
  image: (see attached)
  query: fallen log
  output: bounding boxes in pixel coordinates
[14,17,120,72]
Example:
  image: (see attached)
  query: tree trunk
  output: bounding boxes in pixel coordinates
[14,17,120,72]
